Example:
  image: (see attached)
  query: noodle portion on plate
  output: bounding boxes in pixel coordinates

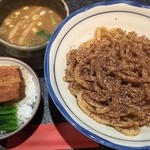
[63,26,150,136]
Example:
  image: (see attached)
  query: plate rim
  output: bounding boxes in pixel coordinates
[44,1,150,149]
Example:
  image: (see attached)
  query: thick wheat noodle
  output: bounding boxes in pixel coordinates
[77,92,137,128]
[64,26,150,136]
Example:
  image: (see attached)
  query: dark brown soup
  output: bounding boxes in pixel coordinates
[0,5,63,46]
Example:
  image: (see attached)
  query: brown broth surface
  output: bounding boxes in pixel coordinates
[0,5,63,46]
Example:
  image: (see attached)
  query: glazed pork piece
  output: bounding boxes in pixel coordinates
[0,66,25,102]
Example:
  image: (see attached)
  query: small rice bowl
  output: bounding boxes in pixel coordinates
[0,57,41,139]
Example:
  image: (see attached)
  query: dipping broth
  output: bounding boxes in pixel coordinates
[0,5,63,46]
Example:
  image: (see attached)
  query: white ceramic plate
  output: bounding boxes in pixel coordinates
[44,1,150,149]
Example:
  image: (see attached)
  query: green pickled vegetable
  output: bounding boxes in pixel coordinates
[0,104,18,133]
[36,29,51,40]
[0,114,17,121]
[0,104,17,115]
[0,124,18,132]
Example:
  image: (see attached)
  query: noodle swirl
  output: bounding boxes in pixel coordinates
[64,26,150,136]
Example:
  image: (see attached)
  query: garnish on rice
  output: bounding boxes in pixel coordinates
[0,104,18,133]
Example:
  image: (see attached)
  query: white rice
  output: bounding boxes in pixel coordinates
[14,67,38,126]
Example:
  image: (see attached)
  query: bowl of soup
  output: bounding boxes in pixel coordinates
[0,0,69,68]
